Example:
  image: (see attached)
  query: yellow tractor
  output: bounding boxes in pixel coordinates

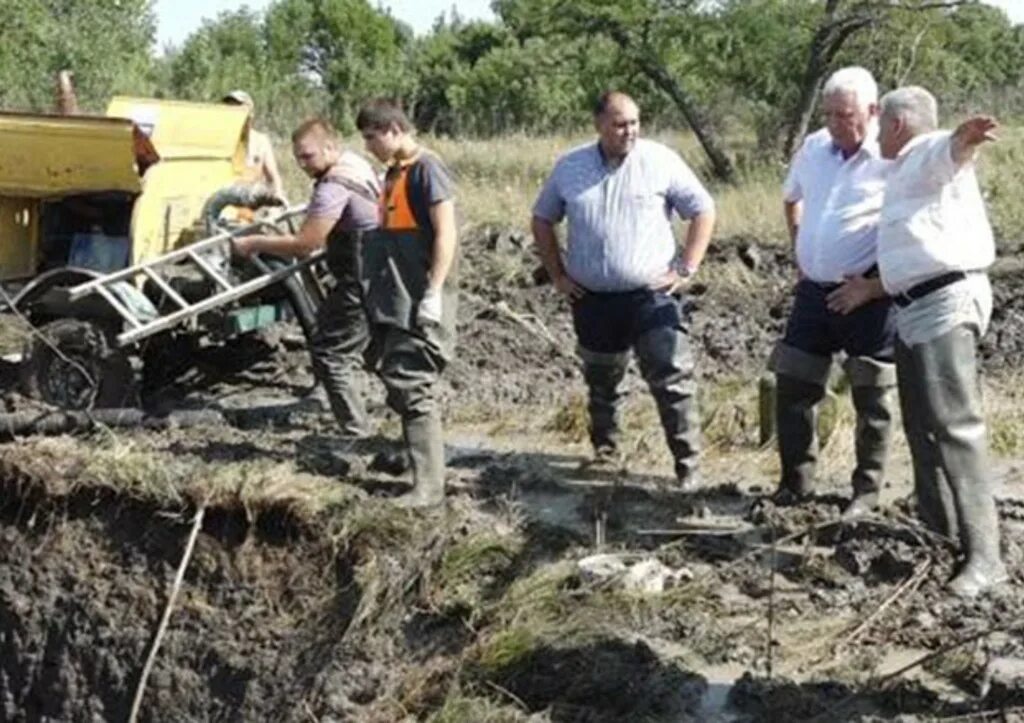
[0,97,321,409]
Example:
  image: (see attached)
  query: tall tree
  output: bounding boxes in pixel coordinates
[783,0,966,157]
[0,0,156,112]
[495,0,736,181]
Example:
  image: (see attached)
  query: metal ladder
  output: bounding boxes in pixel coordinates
[68,205,321,347]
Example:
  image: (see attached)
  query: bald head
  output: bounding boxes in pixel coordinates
[594,91,640,162]
[594,91,637,117]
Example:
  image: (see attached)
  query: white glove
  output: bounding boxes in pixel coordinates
[417,287,443,326]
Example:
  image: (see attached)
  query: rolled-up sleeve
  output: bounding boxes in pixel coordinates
[532,170,565,223]
[666,153,714,220]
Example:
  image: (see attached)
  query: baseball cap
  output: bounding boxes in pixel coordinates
[222,90,254,108]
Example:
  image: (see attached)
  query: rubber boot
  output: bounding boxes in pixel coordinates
[896,340,959,540]
[774,374,827,501]
[392,412,445,509]
[309,279,371,438]
[581,352,628,459]
[910,327,1007,597]
[843,381,894,518]
[634,325,700,489]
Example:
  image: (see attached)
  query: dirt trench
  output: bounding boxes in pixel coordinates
[0,473,370,722]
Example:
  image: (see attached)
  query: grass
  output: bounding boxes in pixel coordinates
[273,120,1024,249]
[1,433,361,521]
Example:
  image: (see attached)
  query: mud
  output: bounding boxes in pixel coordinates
[3,231,1024,721]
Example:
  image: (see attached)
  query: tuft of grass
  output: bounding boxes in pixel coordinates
[1,433,362,523]
[476,626,542,671]
[428,691,530,723]
[433,529,525,618]
[985,372,1024,457]
[542,392,589,442]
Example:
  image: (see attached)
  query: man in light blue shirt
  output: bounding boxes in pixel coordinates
[532,91,715,488]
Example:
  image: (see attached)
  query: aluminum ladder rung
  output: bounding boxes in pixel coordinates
[116,251,324,346]
[141,267,188,310]
[185,249,233,291]
[67,205,308,300]
[94,284,143,329]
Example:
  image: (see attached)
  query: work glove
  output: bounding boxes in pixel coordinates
[417,287,443,326]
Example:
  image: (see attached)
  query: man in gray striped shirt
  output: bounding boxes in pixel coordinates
[532,91,716,488]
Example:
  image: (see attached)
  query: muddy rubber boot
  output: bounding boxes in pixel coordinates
[843,380,894,518]
[949,509,1008,598]
[581,353,628,456]
[900,326,1007,597]
[774,374,827,500]
[634,324,700,491]
[309,281,371,438]
[392,413,445,509]
[948,463,1006,598]
[896,341,959,539]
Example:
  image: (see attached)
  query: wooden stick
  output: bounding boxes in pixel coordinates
[838,559,932,649]
[128,506,206,723]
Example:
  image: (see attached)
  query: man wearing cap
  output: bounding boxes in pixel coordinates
[233,118,380,439]
[223,90,287,202]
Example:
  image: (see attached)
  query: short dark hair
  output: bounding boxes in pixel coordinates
[355,99,413,133]
[291,117,337,143]
[593,90,634,117]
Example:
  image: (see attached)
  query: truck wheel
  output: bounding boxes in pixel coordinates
[20,319,132,410]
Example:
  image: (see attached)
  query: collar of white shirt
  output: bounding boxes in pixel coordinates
[897,132,932,159]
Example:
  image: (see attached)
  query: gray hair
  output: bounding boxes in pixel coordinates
[821,66,878,108]
[879,86,938,135]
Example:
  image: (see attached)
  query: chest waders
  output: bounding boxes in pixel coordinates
[359,158,457,508]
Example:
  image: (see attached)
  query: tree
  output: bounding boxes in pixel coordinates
[0,0,156,112]
[782,0,966,158]
[495,0,736,181]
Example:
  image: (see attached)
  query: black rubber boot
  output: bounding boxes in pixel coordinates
[774,374,827,499]
[897,328,1006,597]
[582,355,628,457]
[843,382,894,518]
[393,412,445,509]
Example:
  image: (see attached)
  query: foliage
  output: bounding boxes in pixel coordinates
[0,0,156,112]
[2,0,1024,172]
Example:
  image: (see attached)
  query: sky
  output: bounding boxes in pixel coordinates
[155,0,1023,50]
[154,0,495,49]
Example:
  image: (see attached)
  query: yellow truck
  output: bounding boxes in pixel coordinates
[0,97,320,409]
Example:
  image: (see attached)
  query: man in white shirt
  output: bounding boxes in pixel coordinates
[769,67,896,518]
[827,86,1006,598]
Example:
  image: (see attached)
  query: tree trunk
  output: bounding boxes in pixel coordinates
[600,21,736,182]
[637,59,735,182]
[782,0,964,158]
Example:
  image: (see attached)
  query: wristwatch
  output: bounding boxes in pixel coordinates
[677,260,699,278]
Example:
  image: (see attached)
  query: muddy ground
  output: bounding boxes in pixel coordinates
[3,233,1024,722]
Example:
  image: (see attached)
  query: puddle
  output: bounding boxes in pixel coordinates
[697,663,746,721]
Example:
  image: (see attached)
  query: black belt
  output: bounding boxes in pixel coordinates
[892,271,968,308]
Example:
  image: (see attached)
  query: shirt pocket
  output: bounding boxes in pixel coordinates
[630,188,666,212]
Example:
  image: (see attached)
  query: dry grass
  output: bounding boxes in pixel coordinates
[208,119,1024,255]
[0,433,361,521]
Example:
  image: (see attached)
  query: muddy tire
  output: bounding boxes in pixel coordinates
[20,319,132,410]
